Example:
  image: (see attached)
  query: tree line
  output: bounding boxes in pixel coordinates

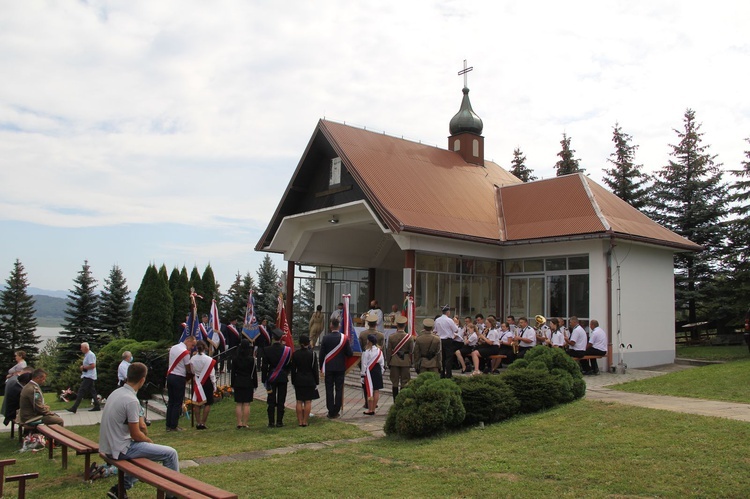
[509,108,749,330]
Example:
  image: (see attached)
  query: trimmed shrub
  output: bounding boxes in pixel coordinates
[510,346,586,402]
[453,375,520,425]
[385,372,465,438]
[501,369,561,413]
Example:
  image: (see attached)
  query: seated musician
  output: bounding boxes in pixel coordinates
[470,317,500,375]
[549,319,566,348]
[491,322,515,371]
[454,322,478,373]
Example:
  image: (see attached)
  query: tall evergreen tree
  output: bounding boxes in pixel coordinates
[0,259,40,367]
[98,264,131,339]
[158,264,170,288]
[221,271,256,324]
[201,264,218,314]
[554,133,585,176]
[58,260,100,368]
[292,278,315,334]
[256,255,279,325]
[650,109,728,324]
[723,139,750,319]
[603,123,649,209]
[509,147,537,182]
[129,265,173,342]
[171,267,191,340]
[168,267,181,294]
[189,266,206,316]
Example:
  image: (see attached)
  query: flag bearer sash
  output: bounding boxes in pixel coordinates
[363,349,383,399]
[265,346,291,389]
[391,333,411,358]
[192,357,217,404]
[166,347,190,377]
[322,333,346,374]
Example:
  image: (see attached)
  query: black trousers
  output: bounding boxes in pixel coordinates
[70,377,98,411]
[267,381,288,424]
[325,370,345,417]
[441,339,454,378]
[166,374,186,429]
[583,348,607,372]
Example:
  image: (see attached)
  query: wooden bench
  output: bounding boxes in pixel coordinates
[572,355,605,362]
[0,459,39,499]
[100,453,238,499]
[36,424,98,480]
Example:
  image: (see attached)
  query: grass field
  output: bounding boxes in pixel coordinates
[6,400,750,498]
[676,344,750,361]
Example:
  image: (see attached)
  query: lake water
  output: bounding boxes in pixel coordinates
[37,326,63,344]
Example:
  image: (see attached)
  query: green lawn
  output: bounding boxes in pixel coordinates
[676,344,750,361]
[5,400,750,497]
[612,358,750,403]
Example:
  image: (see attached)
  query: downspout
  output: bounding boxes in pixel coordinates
[606,236,614,372]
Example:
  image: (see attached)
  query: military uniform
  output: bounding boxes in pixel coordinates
[261,331,291,427]
[19,380,64,426]
[359,326,384,350]
[413,320,442,374]
[385,317,413,398]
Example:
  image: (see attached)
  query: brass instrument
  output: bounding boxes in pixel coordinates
[511,328,520,354]
[534,315,548,345]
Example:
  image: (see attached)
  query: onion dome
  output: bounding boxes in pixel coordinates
[449,87,483,135]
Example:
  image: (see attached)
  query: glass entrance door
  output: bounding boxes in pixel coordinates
[508,276,544,319]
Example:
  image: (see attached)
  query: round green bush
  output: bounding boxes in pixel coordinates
[500,369,561,413]
[453,375,519,425]
[385,372,465,438]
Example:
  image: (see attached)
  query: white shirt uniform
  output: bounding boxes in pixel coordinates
[434,314,459,340]
[485,329,501,346]
[589,326,608,351]
[551,330,565,347]
[499,329,514,345]
[569,325,587,351]
[519,326,537,347]
[189,353,217,386]
[466,332,478,347]
[167,343,191,377]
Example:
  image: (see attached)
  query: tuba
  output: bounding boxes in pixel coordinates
[535,315,548,345]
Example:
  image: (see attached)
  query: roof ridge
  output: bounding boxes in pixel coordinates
[580,174,611,231]
[494,184,508,242]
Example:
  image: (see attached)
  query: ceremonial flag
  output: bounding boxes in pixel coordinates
[276,293,294,351]
[242,290,260,341]
[206,299,223,350]
[340,294,362,372]
[406,294,416,337]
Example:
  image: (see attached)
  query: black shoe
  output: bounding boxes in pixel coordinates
[67,407,77,414]
[276,422,284,427]
[89,406,101,412]
[268,423,275,428]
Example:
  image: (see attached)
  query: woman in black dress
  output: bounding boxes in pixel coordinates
[231,338,257,428]
[290,334,319,427]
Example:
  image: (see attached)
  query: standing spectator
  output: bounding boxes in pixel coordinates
[117,351,132,387]
[308,305,325,348]
[319,318,352,419]
[189,341,216,430]
[100,362,180,499]
[20,369,64,425]
[261,328,292,428]
[361,334,384,415]
[68,342,100,413]
[2,350,27,418]
[412,318,441,374]
[165,335,196,431]
[330,302,344,323]
[291,335,319,427]
[230,338,257,429]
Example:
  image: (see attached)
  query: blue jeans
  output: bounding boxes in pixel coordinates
[121,441,180,489]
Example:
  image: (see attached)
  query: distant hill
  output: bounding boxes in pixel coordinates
[33,295,68,323]
[29,287,69,299]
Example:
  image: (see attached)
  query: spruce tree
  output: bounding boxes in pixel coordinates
[168,267,181,294]
[221,271,256,324]
[98,264,131,339]
[158,264,170,288]
[58,260,100,368]
[509,147,537,182]
[603,123,649,209]
[171,267,191,340]
[724,139,750,319]
[292,278,315,334]
[256,255,279,324]
[129,265,174,342]
[554,133,584,176]
[650,109,728,324]
[0,259,40,367]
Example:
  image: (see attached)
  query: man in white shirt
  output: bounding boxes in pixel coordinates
[474,314,486,333]
[516,317,537,358]
[100,362,179,499]
[362,300,384,333]
[117,351,132,387]
[68,342,100,413]
[583,319,608,375]
[565,316,588,360]
[434,305,459,378]
[165,335,196,431]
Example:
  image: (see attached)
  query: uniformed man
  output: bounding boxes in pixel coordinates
[412,318,442,374]
[516,317,537,358]
[261,328,292,427]
[434,305,459,378]
[359,313,384,350]
[19,369,64,426]
[385,315,413,399]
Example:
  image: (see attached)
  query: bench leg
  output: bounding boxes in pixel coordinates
[10,421,15,439]
[157,490,166,499]
[47,438,54,460]
[61,445,68,469]
[118,468,126,499]
[84,453,91,480]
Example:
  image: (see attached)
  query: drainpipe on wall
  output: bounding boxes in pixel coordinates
[606,237,615,372]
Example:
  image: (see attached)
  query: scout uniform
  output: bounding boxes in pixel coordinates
[385,315,413,398]
[412,319,442,374]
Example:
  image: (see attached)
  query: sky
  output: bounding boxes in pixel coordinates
[1,0,748,294]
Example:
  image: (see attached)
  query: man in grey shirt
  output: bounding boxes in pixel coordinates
[68,342,100,413]
[100,362,179,499]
